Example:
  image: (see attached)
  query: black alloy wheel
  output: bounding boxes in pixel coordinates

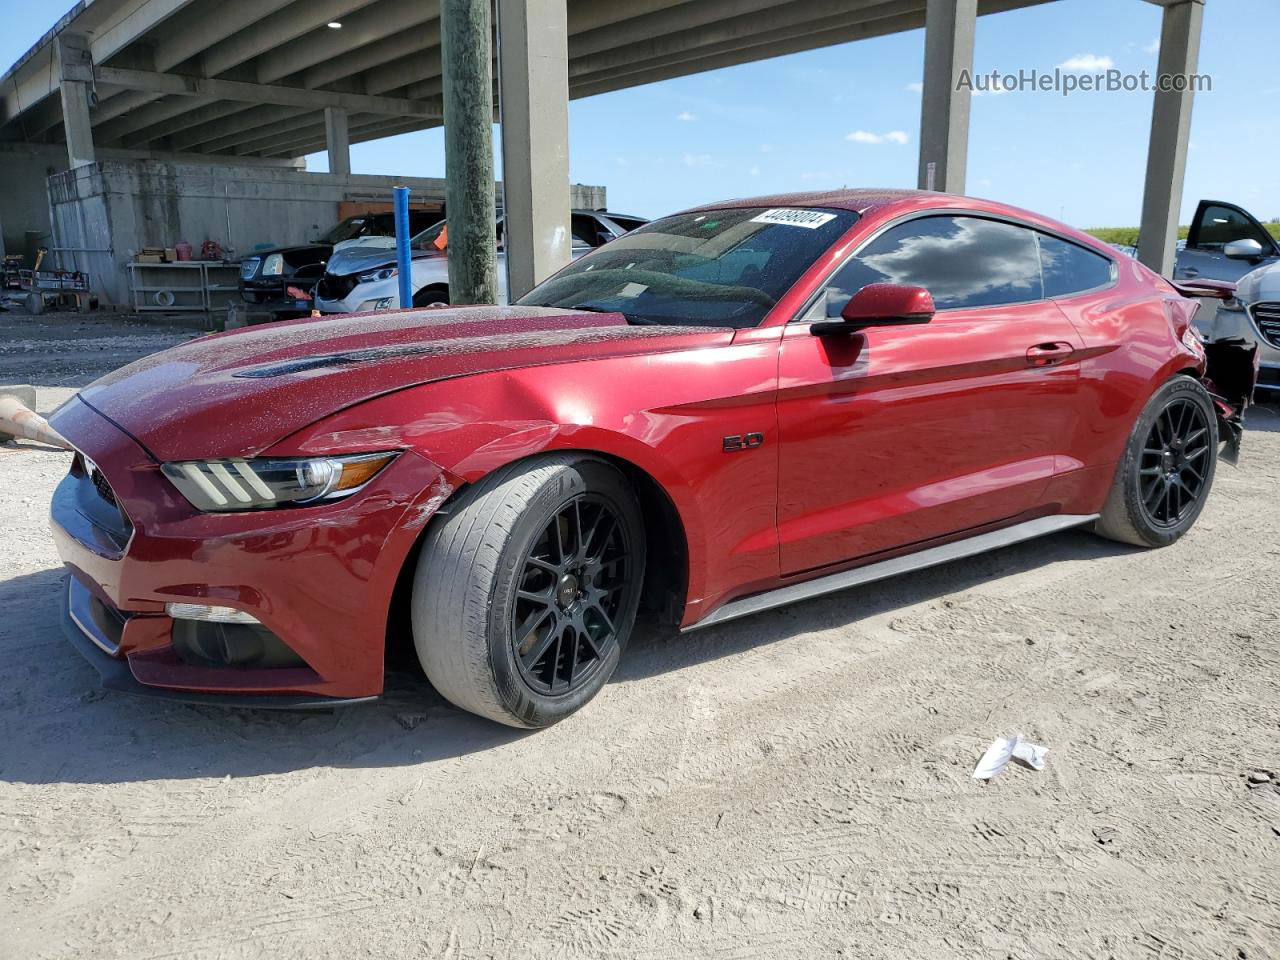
[510,494,632,696]
[1137,396,1211,528]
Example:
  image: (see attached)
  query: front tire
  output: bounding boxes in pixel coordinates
[411,455,645,727]
[412,284,449,307]
[1094,375,1218,548]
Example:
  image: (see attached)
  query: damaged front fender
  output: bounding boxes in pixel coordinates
[1202,337,1259,465]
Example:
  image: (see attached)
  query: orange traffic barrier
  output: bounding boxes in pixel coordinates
[0,395,71,449]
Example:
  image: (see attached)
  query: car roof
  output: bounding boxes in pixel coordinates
[684,188,927,216]
[679,188,1117,258]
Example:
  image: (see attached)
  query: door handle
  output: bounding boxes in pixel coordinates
[1026,342,1075,367]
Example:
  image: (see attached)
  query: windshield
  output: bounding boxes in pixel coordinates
[318,217,376,244]
[517,207,858,328]
[410,219,503,252]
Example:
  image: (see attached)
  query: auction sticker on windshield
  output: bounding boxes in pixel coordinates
[749,209,838,229]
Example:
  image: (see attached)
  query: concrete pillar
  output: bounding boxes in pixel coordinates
[1136,0,1205,276]
[441,0,498,304]
[498,0,572,301]
[324,107,351,176]
[916,0,975,194]
[56,35,96,169]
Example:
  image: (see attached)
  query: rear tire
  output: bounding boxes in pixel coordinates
[1094,375,1218,548]
[411,455,645,727]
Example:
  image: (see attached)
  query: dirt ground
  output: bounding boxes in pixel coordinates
[1,312,1278,960]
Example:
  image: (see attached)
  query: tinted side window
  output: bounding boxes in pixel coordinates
[1195,204,1271,250]
[820,215,1042,313]
[1038,234,1113,298]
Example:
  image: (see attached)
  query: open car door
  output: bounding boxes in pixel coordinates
[1175,200,1280,283]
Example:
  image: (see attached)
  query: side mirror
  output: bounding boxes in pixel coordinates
[810,283,935,336]
[1224,238,1265,260]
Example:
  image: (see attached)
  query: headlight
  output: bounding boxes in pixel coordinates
[262,253,285,276]
[161,453,397,512]
[357,266,397,283]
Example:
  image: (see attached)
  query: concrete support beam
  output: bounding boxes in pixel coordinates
[167,105,305,152]
[325,107,352,176]
[56,36,96,169]
[499,0,572,300]
[257,117,439,158]
[441,0,498,304]
[917,0,975,193]
[258,4,438,84]
[196,0,382,79]
[91,66,442,118]
[1137,0,1205,276]
[569,10,922,100]
[114,100,246,148]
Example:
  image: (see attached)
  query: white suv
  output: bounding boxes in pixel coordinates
[314,210,646,314]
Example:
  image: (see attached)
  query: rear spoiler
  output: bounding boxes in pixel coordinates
[1170,278,1237,301]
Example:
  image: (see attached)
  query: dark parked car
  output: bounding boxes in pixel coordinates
[239,211,441,318]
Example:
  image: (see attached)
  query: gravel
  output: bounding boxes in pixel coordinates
[2,311,1279,959]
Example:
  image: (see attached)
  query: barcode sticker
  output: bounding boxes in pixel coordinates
[749,208,838,229]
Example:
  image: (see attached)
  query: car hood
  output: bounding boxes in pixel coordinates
[324,240,409,276]
[71,306,729,461]
[1235,261,1280,305]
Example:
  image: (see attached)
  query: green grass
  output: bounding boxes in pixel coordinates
[1085,223,1280,247]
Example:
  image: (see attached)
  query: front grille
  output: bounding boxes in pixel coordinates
[1253,302,1280,349]
[316,272,359,301]
[56,454,133,553]
[239,257,261,280]
[89,461,117,507]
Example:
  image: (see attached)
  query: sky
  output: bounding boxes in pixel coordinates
[3,0,1277,230]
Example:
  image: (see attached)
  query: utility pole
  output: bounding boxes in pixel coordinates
[440,0,498,303]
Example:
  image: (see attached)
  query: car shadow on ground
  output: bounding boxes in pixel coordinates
[0,526,1137,787]
[1244,398,1280,433]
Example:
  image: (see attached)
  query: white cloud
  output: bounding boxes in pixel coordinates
[905,82,924,93]
[682,153,713,167]
[1144,37,1160,54]
[1057,53,1114,71]
[759,143,776,153]
[676,110,697,122]
[846,130,909,145]
[749,165,761,176]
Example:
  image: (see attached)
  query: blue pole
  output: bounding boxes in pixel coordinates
[393,186,413,309]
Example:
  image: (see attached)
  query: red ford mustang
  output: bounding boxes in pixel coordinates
[50,189,1255,727]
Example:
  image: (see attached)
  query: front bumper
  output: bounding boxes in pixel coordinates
[315,276,398,315]
[240,278,315,312]
[48,397,454,706]
[60,577,375,709]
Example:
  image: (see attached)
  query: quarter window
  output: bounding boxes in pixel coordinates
[1038,234,1114,298]
[814,215,1043,315]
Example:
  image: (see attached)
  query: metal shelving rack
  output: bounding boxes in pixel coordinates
[127,261,243,329]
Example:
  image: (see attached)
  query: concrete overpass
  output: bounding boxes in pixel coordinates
[0,0,1205,302]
